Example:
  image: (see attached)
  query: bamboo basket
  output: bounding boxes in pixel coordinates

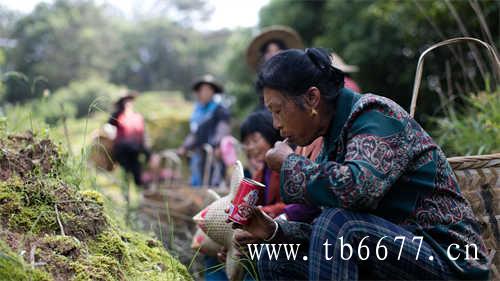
[410,37,499,278]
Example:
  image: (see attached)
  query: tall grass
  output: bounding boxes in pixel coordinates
[431,89,499,156]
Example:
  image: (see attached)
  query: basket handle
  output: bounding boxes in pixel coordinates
[410,37,500,118]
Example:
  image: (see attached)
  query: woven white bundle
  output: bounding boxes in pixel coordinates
[193,161,245,281]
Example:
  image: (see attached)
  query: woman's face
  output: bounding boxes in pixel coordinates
[124,100,134,111]
[263,88,316,146]
[195,84,215,105]
[243,132,272,172]
[264,43,283,61]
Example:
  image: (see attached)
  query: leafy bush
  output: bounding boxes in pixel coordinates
[432,90,500,156]
[1,72,49,104]
[134,91,192,150]
[50,78,124,119]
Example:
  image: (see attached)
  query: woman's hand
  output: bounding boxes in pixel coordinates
[232,229,262,254]
[265,140,293,172]
[230,206,277,241]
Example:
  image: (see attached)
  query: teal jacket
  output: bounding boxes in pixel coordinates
[278,88,491,280]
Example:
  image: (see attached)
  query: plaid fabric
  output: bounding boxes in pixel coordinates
[257,247,308,281]
[258,208,461,281]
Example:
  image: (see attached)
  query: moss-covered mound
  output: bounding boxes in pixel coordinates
[0,132,192,281]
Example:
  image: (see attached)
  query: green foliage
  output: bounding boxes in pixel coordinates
[432,90,500,156]
[110,18,229,93]
[7,0,122,89]
[3,72,30,102]
[3,0,229,94]
[50,78,123,119]
[217,28,257,117]
[0,71,50,105]
[259,0,326,45]
[1,76,122,127]
[258,0,499,118]
[133,91,192,150]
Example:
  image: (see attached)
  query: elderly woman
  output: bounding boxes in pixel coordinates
[233,48,490,280]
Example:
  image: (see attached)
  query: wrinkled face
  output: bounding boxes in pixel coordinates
[243,132,271,172]
[264,88,316,146]
[264,43,283,61]
[195,84,215,105]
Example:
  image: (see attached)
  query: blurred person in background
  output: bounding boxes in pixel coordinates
[178,75,231,187]
[246,26,305,111]
[108,91,150,186]
[246,25,305,72]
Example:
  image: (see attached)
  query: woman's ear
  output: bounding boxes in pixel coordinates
[304,86,321,110]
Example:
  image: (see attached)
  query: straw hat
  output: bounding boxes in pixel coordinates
[192,74,224,93]
[330,52,359,73]
[246,25,304,71]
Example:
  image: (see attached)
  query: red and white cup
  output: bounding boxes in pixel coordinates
[228,178,265,225]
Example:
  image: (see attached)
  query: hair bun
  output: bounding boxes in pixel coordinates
[305,48,330,71]
[306,48,345,86]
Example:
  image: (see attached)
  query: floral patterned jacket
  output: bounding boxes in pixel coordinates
[276,88,490,279]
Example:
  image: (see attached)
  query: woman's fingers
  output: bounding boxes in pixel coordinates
[232,229,259,251]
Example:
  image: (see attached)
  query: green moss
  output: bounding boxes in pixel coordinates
[41,235,81,257]
[0,183,23,215]
[124,233,192,281]
[8,204,57,233]
[0,132,192,280]
[85,229,193,280]
[89,229,128,262]
[0,240,53,281]
[72,254,124,281]
[79,190,105,206]
[0,178,62,234]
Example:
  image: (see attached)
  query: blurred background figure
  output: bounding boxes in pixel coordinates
[246,25,304,72]
[246,26,305,111]
[108,91,150,187]
[178,75,231,188]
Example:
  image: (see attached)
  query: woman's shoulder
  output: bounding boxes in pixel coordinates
[350,93,410,123]
[338,93,417,139]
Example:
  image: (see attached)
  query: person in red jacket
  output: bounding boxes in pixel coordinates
[108,92,149,186]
